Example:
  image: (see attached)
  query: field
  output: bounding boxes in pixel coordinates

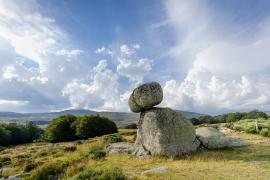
[1,128,270,179]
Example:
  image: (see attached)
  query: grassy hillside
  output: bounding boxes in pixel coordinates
[0,128,270,179]
[0,109,205,126]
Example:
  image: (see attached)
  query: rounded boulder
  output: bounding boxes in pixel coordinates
[129,82,163,113]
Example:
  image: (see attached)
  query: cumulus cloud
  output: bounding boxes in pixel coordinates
[95,44,153,85]
[117,44,152,85]
[161,0,270,113]
[0,0,86,112]
[55,49,84,58]
[62,60,125,111]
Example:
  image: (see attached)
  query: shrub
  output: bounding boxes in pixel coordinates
[124,123,137,129]
[46,115,77,142]
[0,122,43,146]
[24,161,38,172]
[88,145,106,160]
[17,153,31,160]
[27,162,63,180]
[71,167,127,180]
[260,128,269,137]
[244,126,257,134]
[75,115,118,139]
[45,115,118,142]
[0,156,11,168]
[103,134,123,144]
[64,146,77,152]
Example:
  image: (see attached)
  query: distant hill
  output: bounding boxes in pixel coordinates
[0,109,205,126]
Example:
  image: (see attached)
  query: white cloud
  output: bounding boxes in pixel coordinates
[95,46,113,56]
[56,49,83,58]
[117,57,152,85]
[2,64,48,84]
[161,0,270,113]
[120,44,134,56]
[117,44,152,85]
[62,60,122,111]
[0,99,28,106]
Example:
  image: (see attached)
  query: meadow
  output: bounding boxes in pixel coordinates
[1,126,270,180]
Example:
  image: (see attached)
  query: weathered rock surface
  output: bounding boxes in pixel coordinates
[143,166,169,174]
[106,142,134,155]
[196,127,248,149]
[6,173,30,180]
[129,82,163,113]
[133,107,199,157]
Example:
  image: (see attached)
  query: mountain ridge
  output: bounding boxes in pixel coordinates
[0,109,205,126]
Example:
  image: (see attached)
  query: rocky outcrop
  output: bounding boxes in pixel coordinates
[129,82,163,113]
[106,142,134,155]
[108,82,248,158]
[133,107,199,157]
[196,127,248,149]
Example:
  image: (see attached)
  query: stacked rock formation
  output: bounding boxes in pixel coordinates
[129,82,199,157]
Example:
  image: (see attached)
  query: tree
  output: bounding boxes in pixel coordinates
[0,125,11,146]
[46,115,77,142]
[26,121,44,141]
[75,115,118,139]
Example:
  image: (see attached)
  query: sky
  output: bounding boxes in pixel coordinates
[1,0,270,114]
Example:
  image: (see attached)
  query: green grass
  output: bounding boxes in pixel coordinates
[234,119,270,137]
[0,128,270,179]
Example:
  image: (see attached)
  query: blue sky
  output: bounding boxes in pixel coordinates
[1,0,270,114]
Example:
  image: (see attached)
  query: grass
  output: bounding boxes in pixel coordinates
[234,119,270,137]
[0,128,270,179]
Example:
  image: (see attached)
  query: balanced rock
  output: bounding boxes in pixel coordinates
[129,82,163,113]
[133,107,199,157]
[196,127,248,149]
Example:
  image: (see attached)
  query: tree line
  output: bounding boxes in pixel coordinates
[0,115,118,146]
[46,114,118,142]
[0,122,43,146]
[191,110,268,125]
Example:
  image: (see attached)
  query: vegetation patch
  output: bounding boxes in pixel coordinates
[103,134,123,144]
[233,119,270,137]
[46,115,118,142]
[71,167,127,180]
[88,145,106,160]
[0,156,11,168]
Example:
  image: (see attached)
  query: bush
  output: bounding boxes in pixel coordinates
[64,146,77,152]
[88,145,106,160]
[0,156,11,168]
[123,123,137,129]
[75,115,118,139]
[24,161,38,172]
[71,167,127,180]
[46,115,77,142]
[45,115,118,142]
[244,126,257,134]
[0,122,43,146]
[260,128,269,137]
[103,134,123,144]
[27,162,63,180]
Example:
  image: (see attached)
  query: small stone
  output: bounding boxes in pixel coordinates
[143,166,169,173]
[106,142,134,155]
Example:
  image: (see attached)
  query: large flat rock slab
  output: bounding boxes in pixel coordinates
[196,127,249,149]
